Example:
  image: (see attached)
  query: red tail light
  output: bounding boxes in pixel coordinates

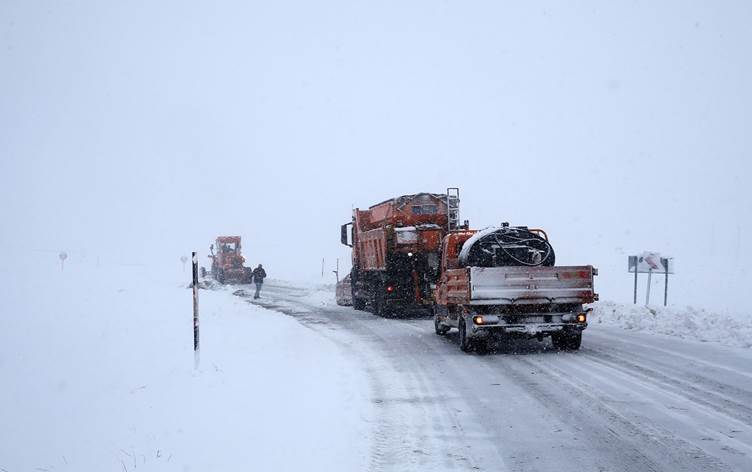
[386,285,394,293]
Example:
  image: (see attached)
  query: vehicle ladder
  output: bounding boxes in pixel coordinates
[446,187,460,231]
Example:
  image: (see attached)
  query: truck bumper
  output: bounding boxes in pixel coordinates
[383,298,432,314]
[469,322,587,339]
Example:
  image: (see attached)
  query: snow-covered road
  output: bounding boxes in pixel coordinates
[246,281,752,472]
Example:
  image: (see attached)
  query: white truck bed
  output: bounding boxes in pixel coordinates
[469,265,597,305]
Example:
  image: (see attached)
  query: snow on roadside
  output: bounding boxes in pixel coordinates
[299,284,338,308]
[264,279,339,308]
[591,301,752,349]
[0,260,371,471]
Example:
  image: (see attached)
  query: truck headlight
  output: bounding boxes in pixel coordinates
[576,313,587,323]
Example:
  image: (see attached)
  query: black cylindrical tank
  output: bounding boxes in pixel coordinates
[458,225,555,267]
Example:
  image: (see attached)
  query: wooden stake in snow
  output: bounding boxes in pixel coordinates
[192,252,200,367]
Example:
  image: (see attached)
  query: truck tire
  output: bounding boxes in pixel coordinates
[353,297,366,310]
[372,293,389,317]
[552,332,582,351]
[216,269,225,284]
[566,333,583,350]
[369,281,388,317]
[434,309,450,335]
[369,290,379,315]
[459,319,473,352]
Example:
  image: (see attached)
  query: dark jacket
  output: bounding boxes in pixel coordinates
[252,267,267,283]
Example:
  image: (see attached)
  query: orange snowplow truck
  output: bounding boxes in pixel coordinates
[341,189,462,316]
[208,236,252,284]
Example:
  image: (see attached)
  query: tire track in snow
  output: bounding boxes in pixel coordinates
[477,354,670,472]
[577,349,752,427]
[561,348,752,462]
[587,330,752,382]
[243,285,496,471]
[511,354,734,472]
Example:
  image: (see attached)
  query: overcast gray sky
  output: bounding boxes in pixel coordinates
[2,1,750,311]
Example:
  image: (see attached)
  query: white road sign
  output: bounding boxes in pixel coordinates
[628,252,674,274]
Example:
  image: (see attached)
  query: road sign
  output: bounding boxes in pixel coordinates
[628,252,674,274]
[629,252,674,306]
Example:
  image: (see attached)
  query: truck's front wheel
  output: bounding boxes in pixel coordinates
[459,320,473,352]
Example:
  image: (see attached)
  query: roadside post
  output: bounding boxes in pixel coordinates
[192,251,200,368]
[628,252,674,307]
[59,251,68,271]
[333,258,339,282]
[630,256,638,304]
[181,255,188,272]
[662,257,669,306]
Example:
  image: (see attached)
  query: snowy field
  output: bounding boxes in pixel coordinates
[0,260,370,472]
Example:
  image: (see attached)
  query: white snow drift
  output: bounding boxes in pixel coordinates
[591,301,752,349]
[0,258,371,472]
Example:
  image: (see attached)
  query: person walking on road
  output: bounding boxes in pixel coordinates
[252,264,267,299]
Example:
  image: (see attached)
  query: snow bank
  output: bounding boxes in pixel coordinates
[299,285,338,308]
[591,301,752,349]
[0,259,370,471]
[264,279,338,308]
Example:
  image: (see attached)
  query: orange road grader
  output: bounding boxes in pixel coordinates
[206,236,253,284]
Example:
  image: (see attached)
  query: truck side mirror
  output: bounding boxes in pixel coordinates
[341,223,353,247]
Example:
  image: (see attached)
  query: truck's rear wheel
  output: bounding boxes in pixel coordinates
[353,297,366,310]
[459,320,472,352]
[434,310,450,335]
[552,332,582,350]
[216,269,225,284]
[370,292,383,316]
[566,333,582,350]
[370,282,390,317]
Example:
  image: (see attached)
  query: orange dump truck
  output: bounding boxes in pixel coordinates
[341,189,462,315]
